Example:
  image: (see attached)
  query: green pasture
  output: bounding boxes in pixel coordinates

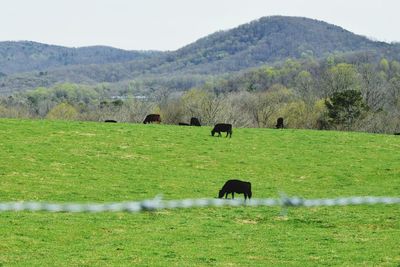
[0,119,399,266]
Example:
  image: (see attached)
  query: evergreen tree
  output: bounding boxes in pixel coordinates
[325,90,366,129]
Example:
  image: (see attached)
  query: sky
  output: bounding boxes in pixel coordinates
[1,0,399,51]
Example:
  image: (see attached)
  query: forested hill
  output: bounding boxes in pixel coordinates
[167,16,391,72]
[1,16,399,94]
[0,41,162,75]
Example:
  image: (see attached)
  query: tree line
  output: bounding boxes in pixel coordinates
[0,56,399,134]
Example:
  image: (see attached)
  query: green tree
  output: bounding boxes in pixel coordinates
[325,90,366,130]
[323,63,360,97]
[379,58,390,73]
[390,60,400,78]
[46,102,78,120]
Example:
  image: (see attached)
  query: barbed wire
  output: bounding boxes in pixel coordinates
[0,196,399,213]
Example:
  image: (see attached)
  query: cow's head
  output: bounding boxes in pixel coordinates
[218,190,224,198]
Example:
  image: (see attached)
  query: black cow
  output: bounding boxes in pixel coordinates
[178,122,190,126]
[190,117,201,126]
[394,133,400,135]
[104,119,117,123]
[211,123,232,138]
[143,114,161,124]
[276,117,284,129]
[218,179,252,200]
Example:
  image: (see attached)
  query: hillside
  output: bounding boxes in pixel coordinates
[0,41,162,75]
[0,118,399,265]
[1,16,399,94]
[166,16,391,72]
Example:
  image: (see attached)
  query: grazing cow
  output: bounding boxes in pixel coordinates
[211,123,232,138]
[276,117,284,129]
[104,119,117,123]
[218,179,252,200]
[178,122,190,126]
[143,114,161,124]
[395,133,400,135]
[190,117,201,126]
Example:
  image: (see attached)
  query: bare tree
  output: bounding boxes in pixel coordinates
[216,92,255,127]
[253,85,293,127]
[160,98,184,124]
[359,64,386,111]
[181,89,222,125]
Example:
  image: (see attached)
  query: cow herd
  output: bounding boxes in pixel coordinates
[140,115,252,199]
[103,113,399,201]
[105,115,253,199]
[105,114,289,139]
[104,114,264,200]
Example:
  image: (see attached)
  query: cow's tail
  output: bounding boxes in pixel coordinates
[247,182,252,199]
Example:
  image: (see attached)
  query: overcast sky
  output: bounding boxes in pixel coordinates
[1,0,399,51]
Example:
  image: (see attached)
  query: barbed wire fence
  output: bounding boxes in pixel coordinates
[0,196,399,214]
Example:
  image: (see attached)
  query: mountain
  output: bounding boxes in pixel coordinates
[165,16,391,72]
[0,41,163,75]
[1,16,399,94]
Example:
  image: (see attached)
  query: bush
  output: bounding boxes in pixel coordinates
[46,103,78,120]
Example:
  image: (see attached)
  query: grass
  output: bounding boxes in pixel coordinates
[0,118,399,266]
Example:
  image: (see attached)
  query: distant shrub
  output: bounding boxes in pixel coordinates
[46,102,78,120]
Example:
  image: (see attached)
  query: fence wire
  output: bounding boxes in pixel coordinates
[0,196,399,213]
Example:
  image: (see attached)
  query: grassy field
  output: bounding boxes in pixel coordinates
[0,118,399,266]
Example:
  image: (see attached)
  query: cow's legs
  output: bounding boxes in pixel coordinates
[231,192,234,199]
